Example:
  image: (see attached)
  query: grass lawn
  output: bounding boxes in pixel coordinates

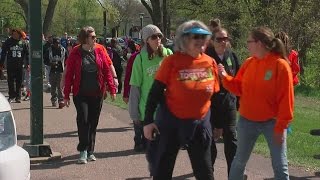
[105,95,320,171]
[254,95,320,171]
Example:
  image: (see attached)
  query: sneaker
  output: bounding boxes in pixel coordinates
[77,151,87,164]
[8,98,14,103]
[52,101,57,107]
[87,154,97,161]
[15,98,21,103]
[58,102,65,109]
[23,96,30,101]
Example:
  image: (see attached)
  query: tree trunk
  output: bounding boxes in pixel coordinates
[43,0,58,35]
[14,0,28,30]
[141,0,161,29]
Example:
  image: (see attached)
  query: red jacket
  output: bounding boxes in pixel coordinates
[288,50,300,86]
[123,51,139,98]
[64,45,116,100]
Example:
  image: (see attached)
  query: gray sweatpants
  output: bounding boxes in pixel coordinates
[49,72,63,103]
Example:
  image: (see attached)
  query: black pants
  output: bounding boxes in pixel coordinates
[73,95,103,153]
[133,121,146,146]
[115,66,123,93]
[150,104,213,180]
[211,108,237,175]
[7,66,23,99]
[49,72,63,103]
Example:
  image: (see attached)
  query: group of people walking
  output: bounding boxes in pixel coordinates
[0,17,297,179]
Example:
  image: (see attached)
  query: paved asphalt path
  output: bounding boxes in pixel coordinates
[0,80,319,180]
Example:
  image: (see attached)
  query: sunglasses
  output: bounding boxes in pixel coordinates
[215,37,229,43]
[150,34,163,40]
[89,35,97,39]
[190,34,208,40]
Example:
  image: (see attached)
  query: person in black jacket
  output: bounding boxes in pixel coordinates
[44,37,68,108]
[205,23,240,177]
[0,29,29,103]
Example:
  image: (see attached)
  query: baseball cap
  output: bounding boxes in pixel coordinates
[183,27,212,35]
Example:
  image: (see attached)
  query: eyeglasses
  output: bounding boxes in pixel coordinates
[246,40,256,44]
[215,37,229,43]
[190,34,207,40]
[150,34,163,40]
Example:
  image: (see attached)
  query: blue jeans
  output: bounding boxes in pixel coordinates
[229,116,289,180]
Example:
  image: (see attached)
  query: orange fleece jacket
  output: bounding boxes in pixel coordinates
[222,53,294,133]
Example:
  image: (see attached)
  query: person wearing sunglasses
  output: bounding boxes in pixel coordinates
[218,27,293,180]
[63,26,116,164]
[143,20,220,179]
[129,24,173,153]
[205,21,240,177]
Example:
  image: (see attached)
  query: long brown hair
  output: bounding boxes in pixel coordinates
[251,27,287,60]
[275,31,291,55]
[146,43,164,60]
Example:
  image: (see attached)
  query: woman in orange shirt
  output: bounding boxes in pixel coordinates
[143,20,220,179]
[218,27,293,180]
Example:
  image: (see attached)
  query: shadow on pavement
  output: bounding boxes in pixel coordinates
[31,149,145,170]
[12,107,31,111]
[173,173,194,179]
[18,127,133,140]
[264,173,320,180]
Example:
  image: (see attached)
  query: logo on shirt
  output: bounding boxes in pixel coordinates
[178,68,214,82]
[146,65,160,77]
[264,70,273,80]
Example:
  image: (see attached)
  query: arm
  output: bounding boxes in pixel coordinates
[102,52,116,95]
[221,59,251,96]
[144,80,166,125]
[0,40,8,66]
[43,49,50,66]
[128,86,141,121]
[274,60,294,134]
[63,51,76,100]
[123,53,138,99]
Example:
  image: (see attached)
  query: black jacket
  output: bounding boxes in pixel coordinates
[0,37,29,69]
[205,46,240,110]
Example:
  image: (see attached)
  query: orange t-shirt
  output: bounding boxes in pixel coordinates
[222,52,294,133]
[155,52,220,120]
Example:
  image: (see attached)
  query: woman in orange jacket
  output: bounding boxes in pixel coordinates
[218,27,294,180]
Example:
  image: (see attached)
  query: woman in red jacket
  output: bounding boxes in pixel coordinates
[63,26,116,164]
[275,31,300,86]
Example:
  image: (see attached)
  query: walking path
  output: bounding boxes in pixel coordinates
[0,80,319,179]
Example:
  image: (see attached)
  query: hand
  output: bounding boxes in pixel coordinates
[123,97,129,104]
[110,93,116,101]
[113,78,119,87]
[213,128,223,141]
[144,123,159,141]
[64,99,70,107]
[217,63,227,77]
[273,132,284,145]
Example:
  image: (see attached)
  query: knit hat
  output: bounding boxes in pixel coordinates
[141,24,163,43]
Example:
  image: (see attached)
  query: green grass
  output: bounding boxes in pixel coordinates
[254,96,320,171]
[105,94,320,171]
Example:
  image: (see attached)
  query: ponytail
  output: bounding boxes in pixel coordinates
[271,38,288,61]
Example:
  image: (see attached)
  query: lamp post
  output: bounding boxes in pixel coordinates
[139,13,144,39]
